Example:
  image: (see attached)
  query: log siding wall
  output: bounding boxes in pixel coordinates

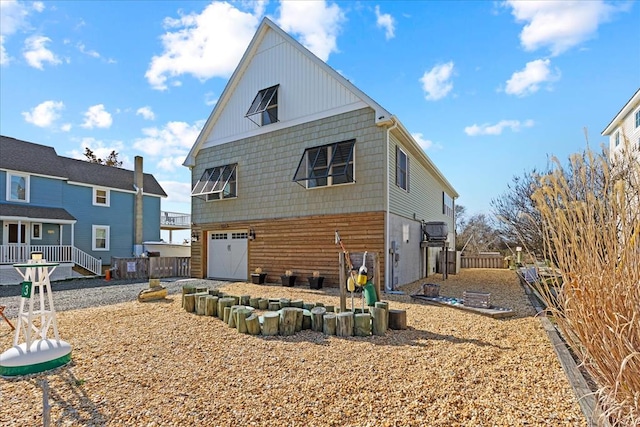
[191,211,386,289]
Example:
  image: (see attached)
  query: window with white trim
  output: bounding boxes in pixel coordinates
[443,192,454,218]
[396,147,409,191]
[93,187,110,206]
[191,164,237,201]
[615,131,620,147]
[92,225,110,251]
[246,85,278,126]
[293,139,355,188]
[32,223,42,240]
[6,172,29,202]
[635,109,640,128]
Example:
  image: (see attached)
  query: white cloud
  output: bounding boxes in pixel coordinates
[504,58,560,97]
[77,42,100,58]
[61,123,72,132]
[81,104,113,129]
[277,0,346,61]
[375,5,395,40]
[32,2,45,12]
[145,2,260,90]
[133,121,204,170]
[23,35,61,69]
[464,119,534,136]
[0,37,8,66]
[158,180,192,204]
[0,0,34,65]
[420,61,454,101]
[412,133,434,150]
[504,0,622,56]
[136,106,156,121]
[22,100,64,127]
[204,92,218,106]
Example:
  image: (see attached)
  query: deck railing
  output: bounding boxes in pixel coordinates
[0,245,102,275]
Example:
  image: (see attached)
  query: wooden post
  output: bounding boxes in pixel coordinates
[280,298,291,308]
[354,313,371,336]
[336,312,354,337]
[311,307,327,332]
[240,295,251,306]
[302,311,312,330]
[339,252,347,312]
[388,309,407,330]
[208,289,220,297]
[249,298,260,309]
[246,314,261,335]
[236,308,251,334]
[182,285,196,307]
[223,306,231,324]
[303,302,315,310]
[205,296,218,317]
[218,297,235,320]
[196,295,208,315]
[371,306,387,336]
[294,308,304,332]
[228,305,243,328]
[290,299,304,308]
[258,299,269,310]
[279,307,297,336]
[183,294,196,313]
[262,312,279,336]
[268,301,281,311]
[323,313,336,335]
[324,305,334,313]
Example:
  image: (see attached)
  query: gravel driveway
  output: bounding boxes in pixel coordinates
[0,277,230,319]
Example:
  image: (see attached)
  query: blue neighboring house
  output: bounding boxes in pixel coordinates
[0,135,167,284]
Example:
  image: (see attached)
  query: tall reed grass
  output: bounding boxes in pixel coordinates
[530,146,639,426]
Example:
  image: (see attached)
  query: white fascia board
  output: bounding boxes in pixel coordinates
[391,117,459,199]
[602,88,640,136]
[0,215,76,225]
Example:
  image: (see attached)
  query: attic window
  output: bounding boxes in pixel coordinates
[293,139,355,188]
[246,85,279,126]
[191,164,237,200]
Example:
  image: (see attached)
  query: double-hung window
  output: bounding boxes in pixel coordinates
[615,131,620,147]
[93,187,110,206]
[293,139,355,188]
[635,109,640,128]
[92,225,110,251]
[396,147,409,191]
[443,192,454,218]
[246,85,278,126]
[191,163,237,201]
[6,172,29,202]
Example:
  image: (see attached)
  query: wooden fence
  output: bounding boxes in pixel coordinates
[460,254,506,269]
[111,256,191,280]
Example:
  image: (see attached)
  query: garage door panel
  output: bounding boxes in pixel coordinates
[207,231,248,281]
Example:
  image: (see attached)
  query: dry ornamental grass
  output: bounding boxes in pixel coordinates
[0,269,586,426]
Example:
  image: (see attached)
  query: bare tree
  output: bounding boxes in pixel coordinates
[83,147,123,167]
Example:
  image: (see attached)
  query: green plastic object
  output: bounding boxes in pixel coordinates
[363,281,378,306]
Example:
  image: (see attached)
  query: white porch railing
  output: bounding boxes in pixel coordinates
[0,245,102,275]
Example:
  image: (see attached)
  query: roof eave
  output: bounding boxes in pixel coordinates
[601,88,640,136]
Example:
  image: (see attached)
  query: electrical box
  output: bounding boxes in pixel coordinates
[423,221,448,241]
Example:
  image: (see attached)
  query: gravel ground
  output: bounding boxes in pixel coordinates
[0,269,586,426]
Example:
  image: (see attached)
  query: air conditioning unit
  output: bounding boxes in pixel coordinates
[423,221,448,242]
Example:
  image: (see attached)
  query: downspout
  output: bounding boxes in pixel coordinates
[385,118,398,292]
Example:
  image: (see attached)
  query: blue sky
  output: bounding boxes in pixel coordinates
[1,0,638,241]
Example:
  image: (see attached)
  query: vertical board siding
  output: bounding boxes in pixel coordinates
[209,29,363,143]
[191,211,386,289]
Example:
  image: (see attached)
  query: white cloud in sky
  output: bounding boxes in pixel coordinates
[22,100,64,127]
[158,180,192,204]
[0,37,8,65]
[204,92,218,106]
[375,5,395,40]
[505,58,560,97]
[32,2,45,13]
[77,42,100,58]
[136,106,156,121]
[420,61,454,101]
[277,1,345,61]
[23,35,61,69]
[145,2,260,90]
[61,123,72,132]
[81,104,113,129]
[412,133,434,150]
[464,119,534,136]
[133,121,204,170]
[0,1,28,65]
[505,0,621,56]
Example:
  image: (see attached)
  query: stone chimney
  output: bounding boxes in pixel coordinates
[133,156,144,256]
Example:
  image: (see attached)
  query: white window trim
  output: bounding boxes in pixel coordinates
[6,172,30,203]
[93,187,110,207]
[31,223,43,240]
[92,225,110,251]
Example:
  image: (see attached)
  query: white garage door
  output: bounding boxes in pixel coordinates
[207,231,248,281]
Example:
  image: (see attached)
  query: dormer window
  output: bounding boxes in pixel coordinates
[246,85,278,126]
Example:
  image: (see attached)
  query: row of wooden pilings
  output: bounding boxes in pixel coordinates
[181,285,407,337]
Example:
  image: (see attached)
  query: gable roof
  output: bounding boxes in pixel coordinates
[183,17,393,168]
[601,88,640,136]
[0,135,167,197]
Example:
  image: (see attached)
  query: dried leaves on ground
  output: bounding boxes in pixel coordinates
[0,269,586,426]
